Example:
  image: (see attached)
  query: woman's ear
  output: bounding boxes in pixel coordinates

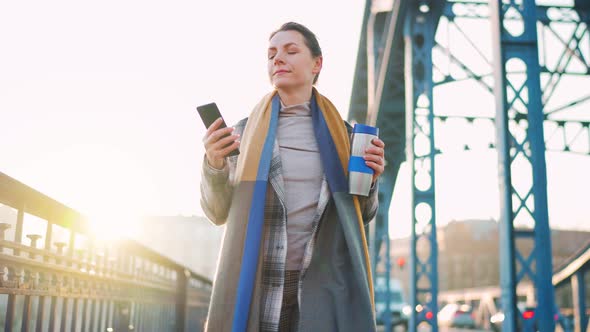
[312,56,323,75]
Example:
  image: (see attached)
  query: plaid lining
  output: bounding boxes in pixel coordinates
[259,149,288,332]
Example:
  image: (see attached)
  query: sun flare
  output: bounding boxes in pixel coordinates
[87,212,140,241]
[45,143,156,241]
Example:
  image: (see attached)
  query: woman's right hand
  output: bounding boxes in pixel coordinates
[203,118,240,170]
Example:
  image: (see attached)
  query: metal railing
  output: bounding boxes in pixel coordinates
[0,171,212,331]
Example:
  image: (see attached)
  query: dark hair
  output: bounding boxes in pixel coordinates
[270,22,322,84]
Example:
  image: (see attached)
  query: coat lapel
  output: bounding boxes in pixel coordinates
[315,175,331,220]
[268,139,286,209]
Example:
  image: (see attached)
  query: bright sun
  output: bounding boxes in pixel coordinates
[87,213,140,241]
[44,143,157,241]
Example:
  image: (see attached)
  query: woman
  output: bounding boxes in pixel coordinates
[200,22,385,332]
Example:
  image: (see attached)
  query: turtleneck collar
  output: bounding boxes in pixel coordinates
[280,99,311,117]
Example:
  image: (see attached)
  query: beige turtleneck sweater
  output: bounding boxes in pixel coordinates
[278,100,323,271]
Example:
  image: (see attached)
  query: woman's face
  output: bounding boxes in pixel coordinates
[267,30,322,91]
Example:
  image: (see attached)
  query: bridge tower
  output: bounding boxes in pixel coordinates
[349,1,590,331]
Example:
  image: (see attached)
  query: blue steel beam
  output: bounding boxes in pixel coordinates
[351,1,588,331]
[372,2,408,331]
[575,0,590,12]
[432,43,494,91]
[349,1,408,331]
[434,5,590,91]
[431,7,588,331]
[404,1,445,331]
[373,3,408,332]
[349,0,371,125]
[430,115,590,156]
[490,1,556,332]
[540,23,590,106]
[572,270,588,332]
[546,95,590,115]
[445,1,585,24]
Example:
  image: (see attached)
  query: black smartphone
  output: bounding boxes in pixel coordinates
[196,102,239,157]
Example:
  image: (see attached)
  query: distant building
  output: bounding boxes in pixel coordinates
[133,215,224,280]
[383,219,590,294]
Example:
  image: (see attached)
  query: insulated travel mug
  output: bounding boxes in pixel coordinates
[348,124,379,196]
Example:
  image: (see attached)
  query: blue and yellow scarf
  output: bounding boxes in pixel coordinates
[230,88,373,331]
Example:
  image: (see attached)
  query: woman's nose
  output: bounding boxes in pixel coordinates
[273,53,285,65]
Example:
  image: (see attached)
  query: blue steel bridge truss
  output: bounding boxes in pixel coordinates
[348,1,590,332]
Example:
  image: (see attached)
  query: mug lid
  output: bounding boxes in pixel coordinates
[353,123,378,136]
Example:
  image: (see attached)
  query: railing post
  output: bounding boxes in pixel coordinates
[114,300,131,331]
[22,282,32,332]
[5,291,16,332]
[26,234,42,259]
[0,223,11,252]
[68,228,75,267]
[175,268,189,332]
[36,294,46,332]
[44,222,53,262]
[14,205,24,256]
[80,298,89,332]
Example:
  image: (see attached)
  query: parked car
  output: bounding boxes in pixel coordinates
[490,303,560,331]
[415,303,435,325]
[374,277,410,330]
[438,303,477,329]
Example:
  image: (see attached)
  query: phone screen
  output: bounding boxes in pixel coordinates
[197,102,225,129]
[196,103,239,156]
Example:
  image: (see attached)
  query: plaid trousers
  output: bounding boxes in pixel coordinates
[278,270,300,332]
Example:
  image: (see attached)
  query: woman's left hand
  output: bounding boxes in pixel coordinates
[363,138,385,184]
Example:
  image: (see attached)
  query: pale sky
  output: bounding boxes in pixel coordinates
[1,0,588,240]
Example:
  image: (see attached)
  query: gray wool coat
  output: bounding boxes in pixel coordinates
[200,118,379,332]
